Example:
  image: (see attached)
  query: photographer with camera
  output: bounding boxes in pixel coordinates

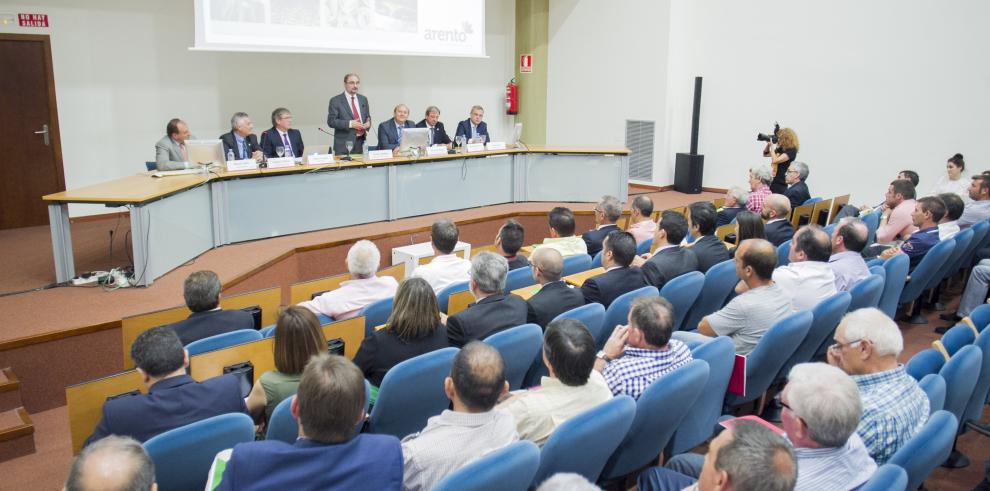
[758,124,800,194]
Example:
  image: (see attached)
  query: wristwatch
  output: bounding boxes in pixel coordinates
[596,350,611,363]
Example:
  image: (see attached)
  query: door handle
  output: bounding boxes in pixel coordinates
[34,124,49,146]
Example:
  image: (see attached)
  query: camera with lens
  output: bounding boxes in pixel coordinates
[757,122,781,144]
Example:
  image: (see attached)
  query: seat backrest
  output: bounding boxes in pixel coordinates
[666,337,735,456]
[437,280,470,313]
[906,348,946,381]
[900,238,955,304]
[777,239,792,267]
[599,286,660,348]
[857,463,908,491]
[726,310,813,406]
[145,161,158,171]
[964,326,990,425]
[266,380,372,443]
[940,324,976,357]
[682,259,737,331]
[533,395,636,486]
[504,266,536,294]
[947,226,979,275]
[368,347,458,438]
[790,203,814,229]
[484,324,543,390]
[185,329,263,357]
[887,410,958,491]
[862,211,880,247]
[783,291,849,378]
[847,274,884,314]
[802,197,822,206]
[919,373,946,414]
[869,264,885,278]
[938,345,982,420]
[144,413,255,491]
[660,271,705,331]
[811,198,832,225]
[591,250,603,269]
[552,303,607,349]
[601,360,709,480]
[828,195,851,225]
[931,228,972,288]
[562,254,593,277]
[636,238,653,256]
[963,220,990,268]
[359,296,394,336]
[878,254,909,318]
[433,440,541,491]
[967,304,990,334]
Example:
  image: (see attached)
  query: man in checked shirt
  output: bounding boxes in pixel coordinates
[594,296,693,399]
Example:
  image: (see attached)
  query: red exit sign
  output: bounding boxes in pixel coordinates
[18,13,48,27]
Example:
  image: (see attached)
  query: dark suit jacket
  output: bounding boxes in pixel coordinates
[415,120,452,145]
[582,224,621,258]
[507,255,530,271]
[581,267,649,309]
[219,132,260,160]
[85,374,247,447]
[765,219,796,246]
[260,127,304,158]
[327,92,371,155]
[170,309,256,346]
[455,119,491,141]
[784,181,811,210]
[447,294,528,347]
[716,207,743,228]
[526,281,586,329]
[376,119,416,150]
[215,434,402,491]
[690,235,732,273]
[352,325,449,387]
[642,246,699,289]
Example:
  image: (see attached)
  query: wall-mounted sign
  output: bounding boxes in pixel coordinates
[18,13,48,27]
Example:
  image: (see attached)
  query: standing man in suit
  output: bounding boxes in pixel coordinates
[416,106,452,148]
[377,104,416,153]
[327,73,371,155]
[763,194,796,246]
[220,112,263,162]
[455,105,490,143]
[783,161,812,209]
[169,270,255,345]
[260,107,304,158]
[154,118,193,171]
[635,211,699,289]
[446,252,529,347]
[526,247,585,329]
[582,195,622,258]
[84,326,248,447]
[685,202,731,273]
[581,231,648,308]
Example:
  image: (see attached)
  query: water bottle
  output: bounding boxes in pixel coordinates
[226,148,234,162]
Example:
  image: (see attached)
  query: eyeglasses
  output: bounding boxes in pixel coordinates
[780,400,793,412]
[828,339,863,352]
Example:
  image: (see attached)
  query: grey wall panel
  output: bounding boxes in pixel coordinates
[524,154,625,202]
[392,156,513,219]
[139,185,214,285]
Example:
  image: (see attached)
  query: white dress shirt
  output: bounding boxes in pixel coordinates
[772,260,838,311]
[413,254,472,294]
[298,275,398,320]
[496,370,613,446]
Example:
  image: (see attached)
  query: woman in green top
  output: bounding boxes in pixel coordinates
[246,306,327,422]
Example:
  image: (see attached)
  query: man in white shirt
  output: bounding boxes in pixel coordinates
[773,225,837,311]
[413,219,471,294]
[535,207,588,257]
[937,192,964,240]
[299,240,398,320]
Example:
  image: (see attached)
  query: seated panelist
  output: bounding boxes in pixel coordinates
[154,118,194,171]
[220,112,263,162]
[260,107,304,158]
[415,105,452,147]
[377,104,416,153]
[455,105,491,144]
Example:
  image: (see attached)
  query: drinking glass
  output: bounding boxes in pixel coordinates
[345,140,354,155]
[275,146,285,158]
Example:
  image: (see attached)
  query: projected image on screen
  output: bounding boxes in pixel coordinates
[194,0,485,57]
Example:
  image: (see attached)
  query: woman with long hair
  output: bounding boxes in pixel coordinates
[768,127,800,194]
[729,211,766,257]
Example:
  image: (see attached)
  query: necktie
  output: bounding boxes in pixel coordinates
[397,124,403,143]
[428,127,434,145]
[238,139,247,159]
[351,96,364,136]
[180,143,187,161]
[472,125,478,139]
[282,133,292,155]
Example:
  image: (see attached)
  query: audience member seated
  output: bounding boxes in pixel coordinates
[85,327,247,447]
[937,192,964,240]
[686,201,731,273]
[930,153,970,203]
[746,164,774,214]
[155,117,193,171]
[898,169,920,188]
[685,239,792,355]
[535,206,588,257]
[879,196,944,269]
[594,297,692,399]
[627,195,658,245]
[447,252,528,347]
[246,307,326,423]
[783,161,812,210]
[219,112,263,162]
[659,363,874,491]
[401,342,518,491]
[210,355,403,490]
[168,270,255,346]
[727,211,765,257]
[581,231,648,308]
[638,420,797,491]
[298,240,398,320]
[773,225,837,311]
[495,219,530,270]
[634,210,698,289]
[496,318,613,446]
[260,107,304,158]
[526,247,586,329]
[873,179,919,245]
[958,174,990,228]
[354,278,449,388]
[829,217,870,292]
[762,194,795,247]
[582,195,622,257]
[716,186,748,227]
[66,435,156,491]
[827,308,929,464]
[413,219,472,294]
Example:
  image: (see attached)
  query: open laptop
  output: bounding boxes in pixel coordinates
[302,144,332,164]
[399,128,429,154]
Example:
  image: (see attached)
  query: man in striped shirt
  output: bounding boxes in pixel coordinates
[594,296,693,399]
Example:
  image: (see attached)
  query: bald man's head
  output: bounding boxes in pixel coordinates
[66,436,156,491]
[532,246,564,283]
[762,194,791,220]
[738,238,778,280]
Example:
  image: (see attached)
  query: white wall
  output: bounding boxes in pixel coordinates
[0,0,515,216]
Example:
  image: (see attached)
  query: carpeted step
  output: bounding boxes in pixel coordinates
[0,368,23,413]
[0,407,35,463]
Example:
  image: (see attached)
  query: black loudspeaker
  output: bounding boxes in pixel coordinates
[674,153,704,194]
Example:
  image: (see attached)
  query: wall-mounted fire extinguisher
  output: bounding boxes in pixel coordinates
[505,78,518,115]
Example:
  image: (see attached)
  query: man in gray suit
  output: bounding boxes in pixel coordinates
[327,73,371,155]
[154,118,193,171]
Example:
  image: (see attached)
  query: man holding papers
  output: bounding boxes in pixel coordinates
[327,73,371,155]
